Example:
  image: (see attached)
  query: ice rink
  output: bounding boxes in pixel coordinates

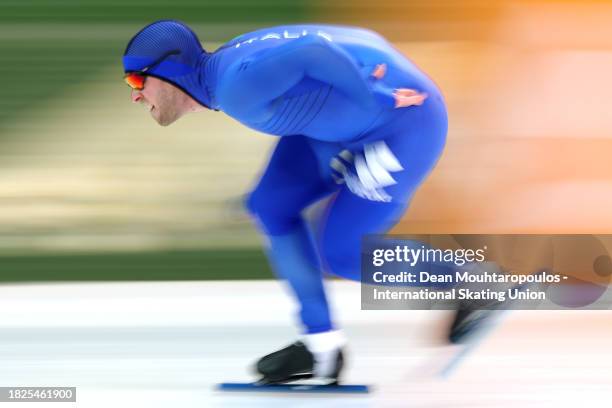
[0,280,610,407]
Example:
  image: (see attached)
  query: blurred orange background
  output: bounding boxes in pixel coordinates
[310,0,612,233]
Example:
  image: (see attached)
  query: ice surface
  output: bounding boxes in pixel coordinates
[0,281,610,407]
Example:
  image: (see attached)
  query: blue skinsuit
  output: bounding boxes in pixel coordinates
[127,23,448,334]
[207,25,448,333]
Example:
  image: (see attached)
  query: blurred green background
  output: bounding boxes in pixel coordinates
[2,1,611,281]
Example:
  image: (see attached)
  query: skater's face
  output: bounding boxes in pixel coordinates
[130,77,194,127]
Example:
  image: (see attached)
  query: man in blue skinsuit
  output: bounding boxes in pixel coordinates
[123,20,473,384]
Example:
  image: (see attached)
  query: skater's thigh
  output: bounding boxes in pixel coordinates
[365,102,448,203]
[318,189,406,281]
[319,109,448,280]
[246,136,337,234]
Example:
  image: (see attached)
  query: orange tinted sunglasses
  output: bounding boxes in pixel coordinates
[124,72,146,90]
[123,49,180,91]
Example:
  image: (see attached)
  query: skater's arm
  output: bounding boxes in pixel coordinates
[217,35,388,117]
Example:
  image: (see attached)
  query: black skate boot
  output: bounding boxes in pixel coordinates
[448,265,540,344]
[255,341,344,385]
[448,307,502,344]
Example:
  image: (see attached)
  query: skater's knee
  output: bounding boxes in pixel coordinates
[245,189,301,235]
[320,240,360,281]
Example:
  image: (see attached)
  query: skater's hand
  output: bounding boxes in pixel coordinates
[393,88,428,108]
[370,63,387,80]
[369,63,428,109]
